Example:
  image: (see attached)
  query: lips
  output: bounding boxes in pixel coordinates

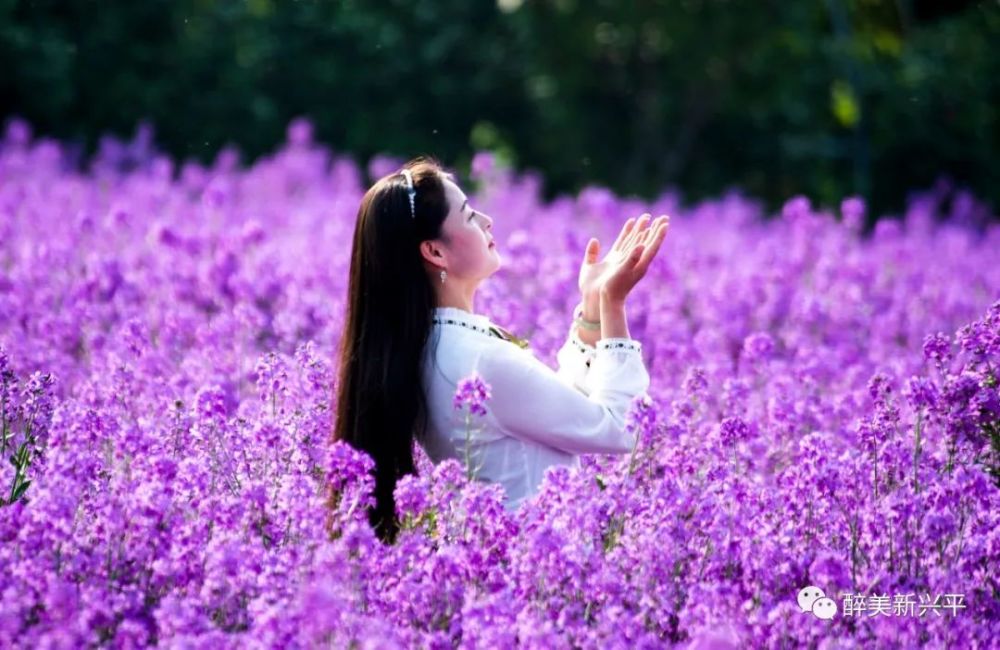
[488,239,496,248]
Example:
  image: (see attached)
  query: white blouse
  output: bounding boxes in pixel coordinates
[419,306,651,511]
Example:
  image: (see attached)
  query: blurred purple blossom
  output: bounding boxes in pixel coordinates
[742,331,775,363]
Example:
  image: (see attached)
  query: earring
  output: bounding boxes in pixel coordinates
[440,270,447,284]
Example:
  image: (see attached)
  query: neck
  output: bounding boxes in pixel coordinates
[434,279,477,312]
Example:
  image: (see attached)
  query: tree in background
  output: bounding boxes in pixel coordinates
[0,0,995,219]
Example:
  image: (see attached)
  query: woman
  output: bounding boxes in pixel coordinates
[333,157,669,543]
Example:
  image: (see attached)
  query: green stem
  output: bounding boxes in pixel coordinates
[872,448,879,501]
[8,440,30,504]
[849,517,859,591]
[625,427,641,478]
[913,409,923,494]
[464,411,473,481]
[0,375,8,458]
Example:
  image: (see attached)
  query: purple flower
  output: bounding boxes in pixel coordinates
[781,195,811,222]
[255,352,290,407]
[393,473,431,520]
[956,320,990,357]
[17,371,56,445]
[367,154,404,181]
[903,375,939,410]
[857,419,885,453]
[923,332,952,365]
[577,186,618,221]
[720,376,751,414]
[294,341,332,393]
[840,195,866,230]
[922,510,956,544]
[686,624,743,650]
[324,440,375,491]
[719,416,752,447]
[867,371,895,405]
[452,372,492,418]
[150,454,179,482]
[682,366,709,395]
[286,117,314,147]
[0,345,12,380]
[201,174,232,209]
[4,117,31,145]
[742,331,775,362]
[194,384,228,424]
[122,317,150,358]
[470,151,496,180]
[809,550,850,592]
[970,387,1000,421]
[625,393,658,447]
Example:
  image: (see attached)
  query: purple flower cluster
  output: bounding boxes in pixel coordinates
[742,331,775,364]
[718,415,753,448]
[453,372,492,418]
[0,116,998,647]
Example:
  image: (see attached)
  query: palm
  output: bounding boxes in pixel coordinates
[578,214,670,300]
[578,247,627,296]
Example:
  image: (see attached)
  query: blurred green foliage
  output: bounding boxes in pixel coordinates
[1,0,996,217]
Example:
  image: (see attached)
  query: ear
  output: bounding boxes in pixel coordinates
[419,239,446,267]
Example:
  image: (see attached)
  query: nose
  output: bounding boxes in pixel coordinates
[475,210,493,231]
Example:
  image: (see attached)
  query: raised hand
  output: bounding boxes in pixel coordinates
[579,215,653,301]
[600,213,669,304]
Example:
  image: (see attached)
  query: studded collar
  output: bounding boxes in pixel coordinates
[432,307,530,349]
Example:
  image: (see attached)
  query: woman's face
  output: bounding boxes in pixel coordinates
[425,177,500,281]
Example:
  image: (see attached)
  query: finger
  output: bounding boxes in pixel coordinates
[622,213,651,251]
[611,218,636,252]
[639,215,669,247]
[630,244,645,265]
[585,238,600,264]
[636,216,658,246]
[638,220,669,268]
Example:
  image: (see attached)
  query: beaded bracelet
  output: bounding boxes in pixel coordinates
[573,302,601,331]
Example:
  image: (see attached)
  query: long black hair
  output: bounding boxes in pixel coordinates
[333,157,452,544]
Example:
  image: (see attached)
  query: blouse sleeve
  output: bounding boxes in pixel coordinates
[477,337,650,455]
[555,324,596,395]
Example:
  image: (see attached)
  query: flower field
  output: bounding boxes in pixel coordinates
[1,118,998,648]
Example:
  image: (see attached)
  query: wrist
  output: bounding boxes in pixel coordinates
[573,302,601,331]
[599,290,625,309]
[582,291,601,320]
[599,291,630,340]
[575,324,600,347]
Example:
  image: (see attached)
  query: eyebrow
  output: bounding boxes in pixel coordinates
[462,199,469,213]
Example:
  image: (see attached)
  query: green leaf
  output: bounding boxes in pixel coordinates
[830,80,860,128]
[11,480,30,502]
